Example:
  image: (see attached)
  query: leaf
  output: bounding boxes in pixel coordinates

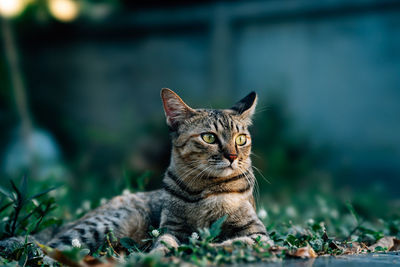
[82,255,116,266]
[9,180,21,202]
[38,243,113,267]
[346,202,360,224]
[0,202,12,213]
[328,241,342,250]
[38,217,62,229]
[27,186,60,201]
[343,242,362,254]
[177,245,193,253]
[136,171,151,192]
[209,215,228,240]
[286,234,298,247]
[0,186,13,200]
[38,243,82,267]
[368,236,400,252]
[19,176,28,199]
[289,246,317,258]
[358,226,384,241]
[119,237,138,251]
[79,249,90,258]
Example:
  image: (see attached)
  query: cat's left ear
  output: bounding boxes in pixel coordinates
[161,88,196,129]
[230,91,257,120]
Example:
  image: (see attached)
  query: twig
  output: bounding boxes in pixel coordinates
[107,233,120,257]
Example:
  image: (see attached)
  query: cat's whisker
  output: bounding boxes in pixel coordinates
[178,162,204,185]
[252,166,271,185]
[238,165,259,206]
[173,160,206,189]
[252,105,270,115]
[185,165,213,188]
[180,161,212,184]
[250,152,262,159]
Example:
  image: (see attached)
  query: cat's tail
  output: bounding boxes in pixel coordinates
[46,190,163,251]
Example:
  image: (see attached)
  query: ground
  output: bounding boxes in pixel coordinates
[1,176,400,266]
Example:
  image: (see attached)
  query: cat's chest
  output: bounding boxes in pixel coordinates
[203,193,249,210]
[186,193,252,228]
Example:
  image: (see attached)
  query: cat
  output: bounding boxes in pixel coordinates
[0,89,272,255]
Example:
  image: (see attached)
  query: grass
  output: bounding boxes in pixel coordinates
[0,176,399,267]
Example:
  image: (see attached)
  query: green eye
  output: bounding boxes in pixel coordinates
[201,133,216,144]
[235,134,247,146]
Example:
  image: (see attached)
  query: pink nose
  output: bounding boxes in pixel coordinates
[225,153,238,163]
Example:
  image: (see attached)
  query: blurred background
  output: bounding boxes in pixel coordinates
[1,0,399,226]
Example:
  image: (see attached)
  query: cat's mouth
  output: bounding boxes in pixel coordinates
[210,162,237,172]
[207,159,239,175]
[216,165,234,171]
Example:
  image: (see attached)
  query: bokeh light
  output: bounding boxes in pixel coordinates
[0,0,25,18]
[48,0,79,22]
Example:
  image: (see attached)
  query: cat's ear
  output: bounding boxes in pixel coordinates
[161,88,196,129]
[230,91,257,120]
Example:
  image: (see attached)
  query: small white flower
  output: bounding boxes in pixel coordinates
[319,221,326,231]
[271,203,280,214]
[48,189,57,197]
[286,206,297,217]
[71,239,81,248]
[257,209,268,220]
[191,232,199,240]
[330,209,339,219]
[122,189,131,196]
[82,200,91,210]
[100,198,107,205]
[2,216,9,222]
[151,229,160,238]
[307,218,315,225]
[76,208,83,215]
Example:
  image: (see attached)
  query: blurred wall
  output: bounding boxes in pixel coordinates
[4,0,399,191]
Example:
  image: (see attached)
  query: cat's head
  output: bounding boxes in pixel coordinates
[161,88,257,178]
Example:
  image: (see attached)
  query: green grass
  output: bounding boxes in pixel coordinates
[0,176,399,266]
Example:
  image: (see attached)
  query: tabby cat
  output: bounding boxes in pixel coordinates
[1,89,272,254]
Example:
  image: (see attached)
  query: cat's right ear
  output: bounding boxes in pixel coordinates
[161,88,196,129]
[230,91,257,120]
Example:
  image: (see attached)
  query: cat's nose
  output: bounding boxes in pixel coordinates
[224,153,238,163]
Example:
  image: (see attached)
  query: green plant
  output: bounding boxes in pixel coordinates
[0,176,60,239]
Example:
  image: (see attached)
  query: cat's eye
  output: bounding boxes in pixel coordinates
[235,134,247,146]
[201,133,216,144]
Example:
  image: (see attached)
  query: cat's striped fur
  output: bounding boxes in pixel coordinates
[0,89,272,254]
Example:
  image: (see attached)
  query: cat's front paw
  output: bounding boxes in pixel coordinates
[255,234,274,247]
[149,245,170,255]
[212,234,274,249]
[150,233,180,255]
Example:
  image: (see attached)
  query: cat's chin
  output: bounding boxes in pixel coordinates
[211,167,235,177]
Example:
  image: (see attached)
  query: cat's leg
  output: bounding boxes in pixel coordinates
[150,208,185,254]
[215,216,273,247]
[47,191,158,251]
